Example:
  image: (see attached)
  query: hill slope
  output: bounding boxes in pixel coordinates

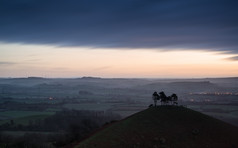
[74,106,238,148]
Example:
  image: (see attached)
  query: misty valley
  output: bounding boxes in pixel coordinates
[0,77,238,147]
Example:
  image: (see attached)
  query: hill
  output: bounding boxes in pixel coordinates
[74,106,238,148]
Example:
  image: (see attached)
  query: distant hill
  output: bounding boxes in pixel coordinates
[134,81,222,95]
[74,106,238,148]
[81,76,102,80]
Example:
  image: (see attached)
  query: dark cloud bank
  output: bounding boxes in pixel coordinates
[0,0,238,54]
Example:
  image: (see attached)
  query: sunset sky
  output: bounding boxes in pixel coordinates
[0,0,238,78]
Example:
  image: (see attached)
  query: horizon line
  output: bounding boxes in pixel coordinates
[0,76,237,79]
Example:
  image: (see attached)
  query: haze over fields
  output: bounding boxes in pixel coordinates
[0,77,238,124]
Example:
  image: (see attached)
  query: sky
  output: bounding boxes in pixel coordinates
[0,0,238,78]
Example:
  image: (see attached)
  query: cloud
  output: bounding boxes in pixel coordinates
[226,56,238,61]
[0,61,16,65]
[0,0,238,53]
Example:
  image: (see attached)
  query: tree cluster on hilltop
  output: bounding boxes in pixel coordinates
[152,91,178,106]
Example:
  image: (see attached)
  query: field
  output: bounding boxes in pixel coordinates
[2,131,55,137]
[63,103,114,111]
[63,102,148,117]
[0,111,55,125]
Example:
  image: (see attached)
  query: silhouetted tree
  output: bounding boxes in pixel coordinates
[167,96,172,105]
[152,91,159,106]
[171,93,178,105]
[159,91,168,105]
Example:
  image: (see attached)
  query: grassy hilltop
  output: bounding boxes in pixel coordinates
[74,106,238,148]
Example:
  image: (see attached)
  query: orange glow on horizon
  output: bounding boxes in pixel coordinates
[0,43,237,78]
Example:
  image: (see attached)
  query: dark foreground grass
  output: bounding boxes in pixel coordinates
[74,106,238,148]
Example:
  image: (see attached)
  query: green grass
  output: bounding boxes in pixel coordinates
[0,111,54,118]
[2,131,56,137]
[0,111,55,125]
[13,115,52,125]
[45,108,61,112]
